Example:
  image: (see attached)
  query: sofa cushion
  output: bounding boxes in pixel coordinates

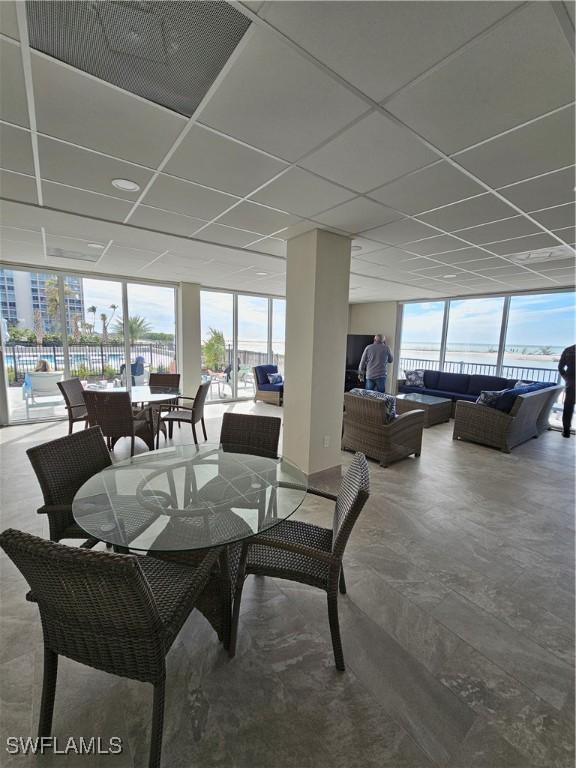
[404,369,425,387]
[467,374,510,395]
[423,370,441,389]
[257,382,284,392]
[254,364,278,386]
[426,389,477,402]
[437,372,470,393]
[492,382,553,413]
[349,388,396,422]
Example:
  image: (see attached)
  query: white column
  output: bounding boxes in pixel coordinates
[178,283,202,396]
[283,229,351,477]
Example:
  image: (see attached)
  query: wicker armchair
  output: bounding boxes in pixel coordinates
[230,452,370,670]
[342,392,424,467]
[26,426,111,546]
[57,377,88,435]
[83,390,155,455]
[220,412,281,458]
[0,528,224,768]
[157,381,210,447]
[452,384,563,452]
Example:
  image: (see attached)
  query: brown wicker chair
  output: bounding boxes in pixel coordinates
[219,412,281,458]
[83,390,155,456]
[230,452,370,670]
[57,377,88,435]
[0,528,224,768]
[148,373,180,389]
[26,426,112,547]
[157,381,210,447]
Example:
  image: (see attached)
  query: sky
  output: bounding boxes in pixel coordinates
[81,279,176,334]
[201,292,286,346]
[401,291,575,347]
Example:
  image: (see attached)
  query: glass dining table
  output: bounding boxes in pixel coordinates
[85,384,180,405]
[72,444,308,554]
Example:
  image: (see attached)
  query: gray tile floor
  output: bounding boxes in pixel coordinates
[0,403,574,767]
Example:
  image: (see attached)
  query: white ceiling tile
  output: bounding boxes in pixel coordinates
[487,233,559,256]
[38,137,154,199]
[427,247,492,264]
[531,203,575,231]
[554,226,576,245]
[264,1,519,102]
[0,237,44,263]
[418,194,516,231]
[0,225,42,245]
[128,205,207,238]
[363,218,439,245]
[408,264,467,277]
[351,258,390,278]
[454,216,541,245]
[251,167,355,217]
[42,183,132,222]
[0,170,37,204]
[358,246,419,267]
[369,162,483,215]
[1,39,29,128]
[164,125,287,197]
[31,52,186,167]
[313,197,400,233]
[0,2,19,40]
[452,257,509,271]
[0,123,34,175]
[140,175,238,220]
[97,245,161,273]
[455,108,575,188]
[349,237,386,258]
[387,4,575,152]
[499,167,575,212]
[402,234,466,256]
[250,238,286,257]
[200,28,367,162]
[217,201,298,236]
[195,224,262,249]
[301,111,437,192]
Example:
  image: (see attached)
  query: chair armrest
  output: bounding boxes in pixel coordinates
[37,504,72,516]
[253,534,335,564]
[393,409,425,425]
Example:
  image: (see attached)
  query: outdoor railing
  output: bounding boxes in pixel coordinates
[399,356,561,384]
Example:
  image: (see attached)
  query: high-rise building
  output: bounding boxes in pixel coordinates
[0,269,85,335]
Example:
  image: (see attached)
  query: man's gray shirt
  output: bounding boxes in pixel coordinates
[359,342,393,379]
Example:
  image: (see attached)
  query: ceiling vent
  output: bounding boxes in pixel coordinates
[48,247,101,263]
[26,1,251,117]
[508,245,574,265]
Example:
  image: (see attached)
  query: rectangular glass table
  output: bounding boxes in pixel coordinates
[395,392,452,427]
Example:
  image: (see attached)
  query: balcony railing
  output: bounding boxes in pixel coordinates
[399,356,561,384]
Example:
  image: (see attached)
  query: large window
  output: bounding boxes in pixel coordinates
[399,301,445,370]
[444,297,505,372]
[1,268,176,423]
[238,295,268,399]
[272,298,286,374]
[201,291,234,401]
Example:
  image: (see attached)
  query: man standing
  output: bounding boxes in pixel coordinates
[558,343,575,438]
[359,334,393,393]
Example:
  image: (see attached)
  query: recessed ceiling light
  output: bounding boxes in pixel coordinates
[87,243,105,249]
[443,274,458,278]
[256,272,268,276]
[351,245,362,251]
[112,178,140,192]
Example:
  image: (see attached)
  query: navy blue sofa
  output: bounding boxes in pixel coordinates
[399,370,518,411]
[253,364,283,406]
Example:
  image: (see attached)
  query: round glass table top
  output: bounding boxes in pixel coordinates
[72,444,307,552]
[85,385,180,404]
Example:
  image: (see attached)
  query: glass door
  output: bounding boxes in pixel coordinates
[126,283,177,384]
[237,294,268,399]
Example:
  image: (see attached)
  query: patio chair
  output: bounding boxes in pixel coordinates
[22,371,64,419]
[0,528,224,768]
[83,390,156,456]
[230,452,370,669]
[26,426,111,547]
[148,373,180,389]
[219,412,281,459]
[156,381,210,447]
[119,355,147,385]
[57,377,88,435]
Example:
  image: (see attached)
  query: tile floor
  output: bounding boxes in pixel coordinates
[0,402,574,767]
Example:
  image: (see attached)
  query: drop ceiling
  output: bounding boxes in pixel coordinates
[0,0,574,303]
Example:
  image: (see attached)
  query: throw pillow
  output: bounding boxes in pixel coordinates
[267,373,283,384]
[514,380,532,388]
[349,388,396,423]
[476,389,506,407]
[404,369,425,387]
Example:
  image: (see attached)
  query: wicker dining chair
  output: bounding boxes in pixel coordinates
[83,390,155,456]
[157,381,211,447]
[148,373,180,389]
[0,528,224,768]
[26,426,112,547]
[230,452,370,669]
[219,412,281,458]
[57,377,88,435]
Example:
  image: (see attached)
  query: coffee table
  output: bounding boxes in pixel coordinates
[396,393,452,427]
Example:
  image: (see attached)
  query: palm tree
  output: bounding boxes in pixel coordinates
[202,328,226,370]
[113,315,152,342]
[44,278,77,332]
[87,305,97,333]
[100,305,118,344]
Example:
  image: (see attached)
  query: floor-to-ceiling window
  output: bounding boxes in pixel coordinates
[399,301,445,371]
[272,298,286,374]
[237,294,268,399]
[126,283,177,378]
[200,290,234,401]
[444,296,505,373]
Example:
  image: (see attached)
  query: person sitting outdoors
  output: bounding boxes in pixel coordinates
[359,334,393,393]
[34,359,53,373]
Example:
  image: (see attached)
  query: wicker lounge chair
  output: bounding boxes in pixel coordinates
[0,528,224,768]
[57,377,88,435]
[230,452,370,670]
[342,392,424,467]
[26,426,112,547]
